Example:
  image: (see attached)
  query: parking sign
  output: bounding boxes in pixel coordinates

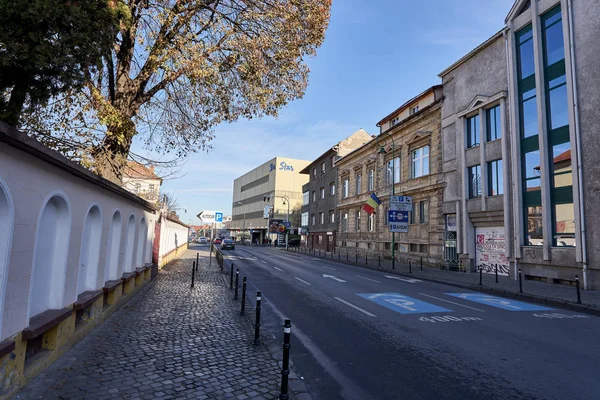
[388,210,408,232]
[390,195,412,212]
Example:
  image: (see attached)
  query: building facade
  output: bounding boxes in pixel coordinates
[122,161,162,203]
[336,86,445,264]
[230,157,309,244]
[300,129,374,252]
[439,0,600,289]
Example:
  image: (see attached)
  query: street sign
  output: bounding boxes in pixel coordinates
[388,210,408,233]
[197,210,222,223]
[390,195,412,211]
[446,293,553,311]
[263,205,270,219]
[358,293,451,315]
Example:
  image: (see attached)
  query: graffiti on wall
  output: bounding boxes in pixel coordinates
[475,227,509,276]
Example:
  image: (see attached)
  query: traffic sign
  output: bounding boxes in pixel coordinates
[197,210,223,223]
[388,210,408,232]
[390,195,412,211]
[215,212,223,223]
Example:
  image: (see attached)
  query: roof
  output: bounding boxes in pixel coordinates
[438,30,505,78]
[166,213,190,228]
[376,85,443,127]
[123,161,162,181]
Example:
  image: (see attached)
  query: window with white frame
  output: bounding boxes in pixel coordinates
[342,212,348,232]
[419,200,429,224]
[331,155,336,168]
[355,174,362,195]
[320,187,325,199]
[412,146,430,178]
[368,213,374,231]
[391,116,400,127]
[384,206,389,225]
[368,169,374,191]
[410,105,419,115]
[330,182,335,196]
[312,191,316,202]
[329,210,335,223]
[321,162,326,173]
[313,168,317,178]
[301,212,308,227]
[311,214,316,225]
[355,210,361,232]
[343,178,349,198]
[386,157,400,185]
[302,191,309,205]
[319,212,324,224]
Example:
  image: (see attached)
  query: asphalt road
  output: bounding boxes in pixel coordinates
[218,245,600,400]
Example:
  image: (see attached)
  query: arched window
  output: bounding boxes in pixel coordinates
[104,211,122,281]
[123,214,136,273]
[0,180,14,338]
[135,218,147,268]
[29,194,71,318]
[77,205,102,294]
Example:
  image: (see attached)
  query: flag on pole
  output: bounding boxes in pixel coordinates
[362,192,382,215]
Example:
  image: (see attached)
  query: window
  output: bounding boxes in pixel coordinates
[149,184,155,193]
[355,210,361,232]
[384,206,389,226]
[301,212,308,227]
[386,157,400,185]
[368,169,374,191]
[312,191,316,202]
[467,114,480,147]
[411,146,430,178]
[488,160,504,196]
[311,214,316,226]
[468,165,482,198]
[368,213,374,232]
[410,105,419,115]
[134,182,141,193]
[355,174,362,195]
[486,105,501,141]
[391,116,400,127]
[303,191,309,205]
[319,212,324,224]
[343,179,349,198]
[320,187,325,199]
[329,210,335,223]
[331,155,336,168]
[318,235,323,244]
[313,168,317,178]
[342,212,348,232]
[330,182,335,196]
[409,210,414,224]
[419,201,428,224]
[321,162,326,173]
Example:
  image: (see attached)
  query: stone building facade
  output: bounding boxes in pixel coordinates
[336,86,445,265]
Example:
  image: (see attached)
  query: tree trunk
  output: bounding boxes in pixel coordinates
[2,80,29,127]
[93,118,135,184]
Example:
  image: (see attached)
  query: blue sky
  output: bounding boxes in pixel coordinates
[147,0,515,225]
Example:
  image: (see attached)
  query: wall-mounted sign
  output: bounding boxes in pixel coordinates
[388,210,409,233]
[475,227,509,276]
[279,161,294,171]
[390,195,412,212]
[263,205,270,219]
[197,210,223,223]
[446,214,457,232]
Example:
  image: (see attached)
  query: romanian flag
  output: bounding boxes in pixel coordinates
[362,192,382,215]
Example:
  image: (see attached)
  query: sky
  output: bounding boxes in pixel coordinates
[141,0,515,225]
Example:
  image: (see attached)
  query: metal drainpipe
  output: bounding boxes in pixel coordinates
[567,0,588,289]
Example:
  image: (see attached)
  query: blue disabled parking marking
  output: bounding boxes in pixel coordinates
[446,293,553,311]
[358,293,452,314]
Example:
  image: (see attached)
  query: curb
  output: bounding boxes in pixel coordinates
[279,248,600,317]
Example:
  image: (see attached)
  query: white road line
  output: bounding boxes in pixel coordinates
[418,293,485,312]
[261,260,267,264]
[274,267,284,272]
[295,277,312,286]
[333,297,377,317]
[320,265,336,271]
[354,275,381,283]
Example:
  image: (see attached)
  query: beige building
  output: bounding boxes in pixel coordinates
[231,157,309,244]
[336,86,445,265]
[122,161,162,203]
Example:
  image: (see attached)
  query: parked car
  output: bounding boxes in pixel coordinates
[221,238,235,250]
[213,238,222,245]
[197,237,208,245]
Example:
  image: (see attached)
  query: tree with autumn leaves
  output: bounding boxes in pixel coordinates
[14,0,332,183]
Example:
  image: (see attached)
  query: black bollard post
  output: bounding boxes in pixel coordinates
[346,252,349,261]
[519,269,523,293]
[409,259,412,274]
[254,291,262,345]
[318,249,321,257]
[279,319,292,400]
[495,264,499,283]
[191,261,196,288]
[196,253,199,271]
[234,269,240,300]
[240,277,247,316]
[230,263,234,289]
[420,256,423,271]
[355,253,358,263]
[576,275,582,304]
[479,267,482,286]
[378,255,381,267]
[365,253,368,265]
[338,251,340,260]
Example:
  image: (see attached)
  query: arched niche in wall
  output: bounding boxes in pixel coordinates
[104,211,122,281]
[135,217,147,268]
[77,205,102,294]
[29,194,71,319]
[123,214,136,273]
[0,179,14,338]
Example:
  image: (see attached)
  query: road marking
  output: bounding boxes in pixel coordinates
[358,293,451,315]
[446,293,553,311]
[295,277,312,286]
[261,260,267,264]
[534,313,589,319]
[274,267,283,272]
[418,293,485,312]
[322,274,346,283]
[334,297,377,317]
[384,275,421,283]
[320,265,336,271]
[419,316,482,323]
[355,275,381,283]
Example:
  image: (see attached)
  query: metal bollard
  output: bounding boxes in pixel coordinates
[338,251,340,260]
[346,252,348,261]
[355,253,358,263]
[365,253,368,265]
[254,291,262,345]
[279,319,292,400]
[576,275,582,304]
[196,253,199,271]
[234,269,240,300]
[495,264,498,283]
[230,263,234,289]
[191,261,196,288]
[378,255,381,267]
[318,249,321,257]
[519,269,523,293]
[420,256,423,271]
[409,259,412,274]
[479,267,482,286]
[240,277,247,316]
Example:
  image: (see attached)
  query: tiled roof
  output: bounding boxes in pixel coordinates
[123,161,161,180]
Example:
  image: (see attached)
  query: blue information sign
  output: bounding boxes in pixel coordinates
[358,293,451,315]
[215,212,223,223]
[388,211,408,233]
[446,293,553,311]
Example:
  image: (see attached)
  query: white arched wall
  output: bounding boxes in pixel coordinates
[135,218,147,268]
[104,211,122,281]
[77,205,102,294]
[0,178,14,339]
[123,214,136,273]
[28,193,71,319]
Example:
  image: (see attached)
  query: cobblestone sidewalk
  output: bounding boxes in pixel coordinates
[14,248,297,400]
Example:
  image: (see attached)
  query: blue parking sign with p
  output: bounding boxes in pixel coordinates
[215,212,223,223]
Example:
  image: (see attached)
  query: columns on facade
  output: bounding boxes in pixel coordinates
[479,108,487,212]
[500,97,513,262]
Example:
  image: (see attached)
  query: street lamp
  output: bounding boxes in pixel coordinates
[264,194,290,249]
[378,132,396,270]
